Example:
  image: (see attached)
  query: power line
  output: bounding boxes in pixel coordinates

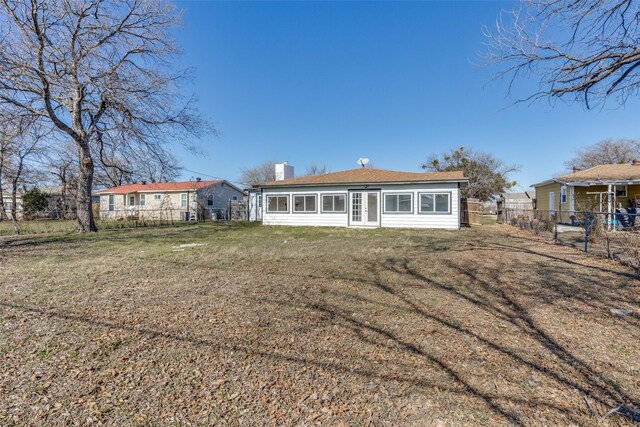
[179,168,244,187]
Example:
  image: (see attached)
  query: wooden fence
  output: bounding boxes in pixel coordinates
[461,198,481,226]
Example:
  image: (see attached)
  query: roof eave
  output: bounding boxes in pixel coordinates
[530,178,565,188]
[563,179,640,186]
[254,178,469,188]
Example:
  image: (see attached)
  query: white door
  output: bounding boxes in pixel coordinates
[549,191,555,212]
[350,191,380,227]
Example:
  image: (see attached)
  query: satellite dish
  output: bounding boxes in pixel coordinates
[357,158,370,168]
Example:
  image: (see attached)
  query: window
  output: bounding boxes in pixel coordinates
[419,192,451,214]
[207,195,214,206]
[615,186,628,198]
[154,194,162,201]
[267,195,289,212]
[293,194,317,213]
[232,195,238,201]
[129,196,135,206]
[322,194,346,213]
[140,194,146,206]
[560,186,568,204]
[181,193,187,207]
[384,193,413,213]
[108,195,115,211]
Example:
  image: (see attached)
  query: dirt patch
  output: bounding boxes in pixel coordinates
[0,223,638,425]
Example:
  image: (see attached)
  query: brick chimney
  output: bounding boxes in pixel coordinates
[632,159,640,166]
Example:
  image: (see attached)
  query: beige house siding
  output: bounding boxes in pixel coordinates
[99,182,244,221]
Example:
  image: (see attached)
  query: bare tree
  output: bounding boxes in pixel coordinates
[422,147,518,201]
[485,0,640,108]
[93,142,182,188]
[304,164,328,176]
[565,138,640,170]
[0,112,46,222]
[239,160,276,188]
[0,0,206,232]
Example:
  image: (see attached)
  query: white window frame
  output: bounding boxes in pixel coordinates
[181,193,188,208]
[129,195,135,206]
[418,192,451,214]
[560,186,567,204]
[232,195,238,201]
[108,194,115,211]
[154,194,162,201]
[615,185,628,198]
[293,194,317,213]
[266,195,289,213]
[140,194,146,206]
[321,193,347,213]
[384,193,413,214]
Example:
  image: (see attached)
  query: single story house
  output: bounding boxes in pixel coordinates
[248,165,468,229]
[1,185,67,220]
[98,179,245,221]
[0,189,23,220]
[532,161,640,216]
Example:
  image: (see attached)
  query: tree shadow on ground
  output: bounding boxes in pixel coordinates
[319,255,640,424]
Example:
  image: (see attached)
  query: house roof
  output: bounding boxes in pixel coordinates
[557,164,640,182]
[501,191,535,200]
[532,163,640,187]
[255,168,466,187]
[98,180,222,195]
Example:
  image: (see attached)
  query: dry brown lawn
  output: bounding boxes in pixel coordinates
[0,222,638,426]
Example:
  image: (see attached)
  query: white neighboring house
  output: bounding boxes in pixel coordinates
[1,189,23,220]
[248,165,468,229]
[98,179,245,221]
[1,186,66,220]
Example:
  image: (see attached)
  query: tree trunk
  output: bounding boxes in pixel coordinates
[10,183,17,221]
[76,143,97,232]
[0,146,8,221]
[0,188,7,221]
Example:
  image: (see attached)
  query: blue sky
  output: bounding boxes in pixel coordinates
[172,1,640,190]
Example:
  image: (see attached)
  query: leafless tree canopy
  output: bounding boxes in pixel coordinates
[485,0,640,108]
[0,0,206,231]
[0,109,50,220]
[239,160,276,188]
[565,138,640,170]
[304,164,328,176]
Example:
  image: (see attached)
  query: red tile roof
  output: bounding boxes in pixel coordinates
[256,168,466,187]
[98,180,221,195]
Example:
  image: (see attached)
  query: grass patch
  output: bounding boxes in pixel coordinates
[0,222,638,425]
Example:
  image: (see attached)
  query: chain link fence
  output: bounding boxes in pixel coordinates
[501,208,640,271]
[0,204,250,236]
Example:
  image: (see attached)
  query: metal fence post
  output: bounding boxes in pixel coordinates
[584,210,589,253]
[554,210,558,242]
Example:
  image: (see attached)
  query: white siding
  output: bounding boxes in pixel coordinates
[262,186,350,227]
[196,182,244,211]
[380,183,459,229]
[260,182,461,229]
